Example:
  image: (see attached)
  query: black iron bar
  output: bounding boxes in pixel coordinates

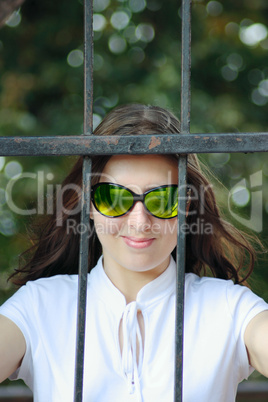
[175,157,187,402]
[180,0,192,131]
[74,156,92,402]
[175,0,192,400]
[0,132,268,156]
[74,0,93,401]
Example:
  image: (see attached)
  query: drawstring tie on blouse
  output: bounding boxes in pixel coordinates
[121,301,143,401]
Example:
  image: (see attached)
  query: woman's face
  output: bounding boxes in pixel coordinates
[91,154,178,279]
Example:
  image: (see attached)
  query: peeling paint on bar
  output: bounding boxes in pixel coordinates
[99,136,119,145]
[149,136,161,149]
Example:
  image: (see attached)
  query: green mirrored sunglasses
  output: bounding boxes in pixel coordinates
[91,182,179,219]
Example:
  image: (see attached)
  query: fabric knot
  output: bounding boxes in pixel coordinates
[121,301,143,400]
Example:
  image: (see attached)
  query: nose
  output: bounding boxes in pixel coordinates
[127,200,152,231]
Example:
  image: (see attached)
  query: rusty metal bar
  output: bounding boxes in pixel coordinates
[175,0,192,400]
[175,157,188,402]
[0,132,268,156]
[74,0,93,400]
[180,1,192,132]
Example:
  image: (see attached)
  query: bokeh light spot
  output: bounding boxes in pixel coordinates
[67,49,84,68]
[5,11,21,28]
[110,11,130,30]
[208,153,230,168]
[93,0,110,12]
[206,1,223,17]
[129,0,146,13]
[239,23,267,46]
[124,25,138,44]
[0,189,6,207]
[108,35,127,54]
[226,53,243,71]
[135,23,155,42]
[230,186,250,207]
[129,47,145,63]
[94,54,104,71]
[93,14,107,31]
[248,69,264,85]
[0,157,6,172]
[221,65,238,82]
[4,161,23,179]
[258,79,268,97]
[251,88,267,106]
[225,22,239,36]
[93,114,102,130]
[0,211,17,236]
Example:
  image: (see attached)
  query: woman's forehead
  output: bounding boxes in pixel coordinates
[103,154,177,169]
[100,154,178,187]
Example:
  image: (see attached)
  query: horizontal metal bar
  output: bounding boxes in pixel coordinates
[0,133,267,156]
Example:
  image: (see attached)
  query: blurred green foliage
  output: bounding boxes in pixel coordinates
[0,0,268,306]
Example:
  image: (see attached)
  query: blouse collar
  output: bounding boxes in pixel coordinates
[89,256,176,314]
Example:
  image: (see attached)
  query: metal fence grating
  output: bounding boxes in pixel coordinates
[0,0,268,401]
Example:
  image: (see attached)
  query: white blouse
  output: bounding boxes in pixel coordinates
[0,256,267,402]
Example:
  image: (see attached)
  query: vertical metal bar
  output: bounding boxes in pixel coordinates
[175,0,191,401]
[180,0,192,132]
[74,0,94,401]
[175,158,187,402]
[83,0,94,132]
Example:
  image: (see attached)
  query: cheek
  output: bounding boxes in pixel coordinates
[91,203,121,235]
[93,214,124,236]
[162,219,178,249]
[149,219,177,243]
[160,218,177,236]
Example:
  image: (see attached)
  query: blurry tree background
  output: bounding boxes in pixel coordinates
[0,0,268,393]
[0,0,268,311]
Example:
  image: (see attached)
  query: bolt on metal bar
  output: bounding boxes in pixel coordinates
[175,0,192,400]
[74,0,94,401]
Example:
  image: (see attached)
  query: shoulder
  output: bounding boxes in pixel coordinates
[0,274,81,339]
[0,274,79,317]
[23,274,78,298]
[185,272,256,298]
[185,272,232,295]
[185,274,233,318]
[185,272,265,301]
[185,273,268,328]
[25,274,78,291]
[12,264,102,307]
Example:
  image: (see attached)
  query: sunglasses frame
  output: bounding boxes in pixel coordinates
[91,182,180,219]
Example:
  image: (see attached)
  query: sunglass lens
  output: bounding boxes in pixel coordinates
[93,184,133,217]
[145,186,178,218]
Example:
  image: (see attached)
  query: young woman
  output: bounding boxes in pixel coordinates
[0,104,268,402]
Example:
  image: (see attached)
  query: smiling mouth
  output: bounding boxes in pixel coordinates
[121,236,156,249]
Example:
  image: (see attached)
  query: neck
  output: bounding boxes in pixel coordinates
[102,257,170,304]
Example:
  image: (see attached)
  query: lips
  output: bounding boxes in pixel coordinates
[122,236,155,249]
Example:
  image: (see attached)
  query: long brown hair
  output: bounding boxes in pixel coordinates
[10,104,257,286]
